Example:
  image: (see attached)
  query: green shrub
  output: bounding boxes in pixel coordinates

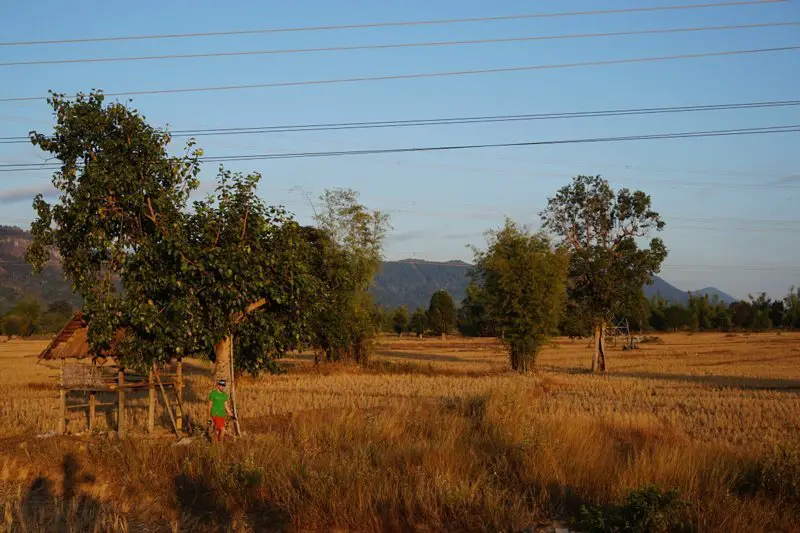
[577,485,692,533]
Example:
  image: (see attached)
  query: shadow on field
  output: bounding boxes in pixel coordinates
[19,453,104,530]
[611,371,800,392]
[174,472,288,532]
[543,365,800,392]
[377,349,486,363]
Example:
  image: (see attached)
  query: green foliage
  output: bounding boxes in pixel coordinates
[39,300,75,333]
[471,219,569,372]
[749,441,800,506]
[5,296,42,336]
[310,188,390,364]
[457,282,492,337]
[427,289,456,336]
[540,175,667,351]
[578,485,692,533]
[409,308,428,337]
[391,307,409,335]
[2,314,25,338]
[785,286,800,329]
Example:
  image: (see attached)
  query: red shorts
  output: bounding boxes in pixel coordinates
[212,416,226,430]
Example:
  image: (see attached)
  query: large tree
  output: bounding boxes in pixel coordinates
[25,91,320,386]
[471,219,568,372]
[540,175,667,373]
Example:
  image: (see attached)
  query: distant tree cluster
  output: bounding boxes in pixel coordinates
[641,289,800,333]
[378,289,457,338]
[24,91,390,380]
[1,296,74,338]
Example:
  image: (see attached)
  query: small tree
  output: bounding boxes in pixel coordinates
[458,282,492,337]
[471,219,569,372]
[409,308,428,337]
[392,307,409,336]
[311,188,390,363]
[785,286,800,330]
[8,297,41,336]
[540,175,667,373]
[427,289,457,337]
[2,315,25,339]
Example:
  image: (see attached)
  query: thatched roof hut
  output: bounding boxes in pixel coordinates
[38,312,122,363]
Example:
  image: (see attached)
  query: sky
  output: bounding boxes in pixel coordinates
[1,0,799,300]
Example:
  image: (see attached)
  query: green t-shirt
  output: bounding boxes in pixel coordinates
[208,389,229,417]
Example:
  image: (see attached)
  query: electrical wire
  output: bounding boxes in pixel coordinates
[2,124,799,172]
[2,45,799,103]
[4,99,800,144]
[0,0,785,47]
[4,21,798,67]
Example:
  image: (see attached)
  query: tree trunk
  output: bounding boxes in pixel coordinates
[591,321,607,373]
[214,336,233,384]
[509,341,534,373]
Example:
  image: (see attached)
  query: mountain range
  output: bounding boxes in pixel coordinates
[373,259,738,311]
[0,225,737,314]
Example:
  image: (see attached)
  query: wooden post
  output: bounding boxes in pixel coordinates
[148,365,155,434]
[175,357,183,430]
[88,392,96,433]
[230,335,241,436]
[58,360,66,434]
[155,372,180,438]
[117,367,125,437]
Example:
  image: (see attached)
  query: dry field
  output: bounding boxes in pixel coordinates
[1,332,799,532]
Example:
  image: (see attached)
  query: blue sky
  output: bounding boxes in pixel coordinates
[1,0,799,300]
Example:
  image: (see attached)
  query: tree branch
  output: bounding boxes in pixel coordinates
[233,298,269,325]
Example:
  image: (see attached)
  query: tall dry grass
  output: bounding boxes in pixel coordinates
[1,333,799,531]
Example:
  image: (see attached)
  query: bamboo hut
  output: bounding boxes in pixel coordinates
[39,312,185,437]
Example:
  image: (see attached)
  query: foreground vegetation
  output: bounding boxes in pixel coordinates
[2,332,799,532]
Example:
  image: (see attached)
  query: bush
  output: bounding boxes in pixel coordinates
[577,485,692,533]
[746,442,800,506]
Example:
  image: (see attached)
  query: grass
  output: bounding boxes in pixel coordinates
[1,332,799,531]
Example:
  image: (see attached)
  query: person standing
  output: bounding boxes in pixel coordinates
[207,379,235,443]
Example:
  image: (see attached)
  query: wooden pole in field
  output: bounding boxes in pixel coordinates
[148,365,155,434]
[175,357,183,430]
[230,335,241,436]
[58,360,66,434]
[155,372,180,438]
[117,367,125,438]
[88,392,96,433]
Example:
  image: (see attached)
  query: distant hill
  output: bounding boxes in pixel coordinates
[0,225,80,314]
[691,287,738,305]
[372,260,472,311]
[373,260,738,310]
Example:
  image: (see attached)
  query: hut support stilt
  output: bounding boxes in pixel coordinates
[148,366,155,434]
[88,392,96,433]
[118,368,125,438]
[155,372,180,438]
[58,360,66,434]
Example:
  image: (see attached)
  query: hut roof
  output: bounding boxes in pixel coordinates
[38,312,123,361]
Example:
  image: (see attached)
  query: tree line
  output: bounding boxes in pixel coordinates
[378,285,800,340]
[1,297,76,338]
[26,89,787,377]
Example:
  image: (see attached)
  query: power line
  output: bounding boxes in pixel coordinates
[4,99,800,144]
[0,0,785,47]
[3,45,799,103]
[4,21,798,67]
[2,124,799,172]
